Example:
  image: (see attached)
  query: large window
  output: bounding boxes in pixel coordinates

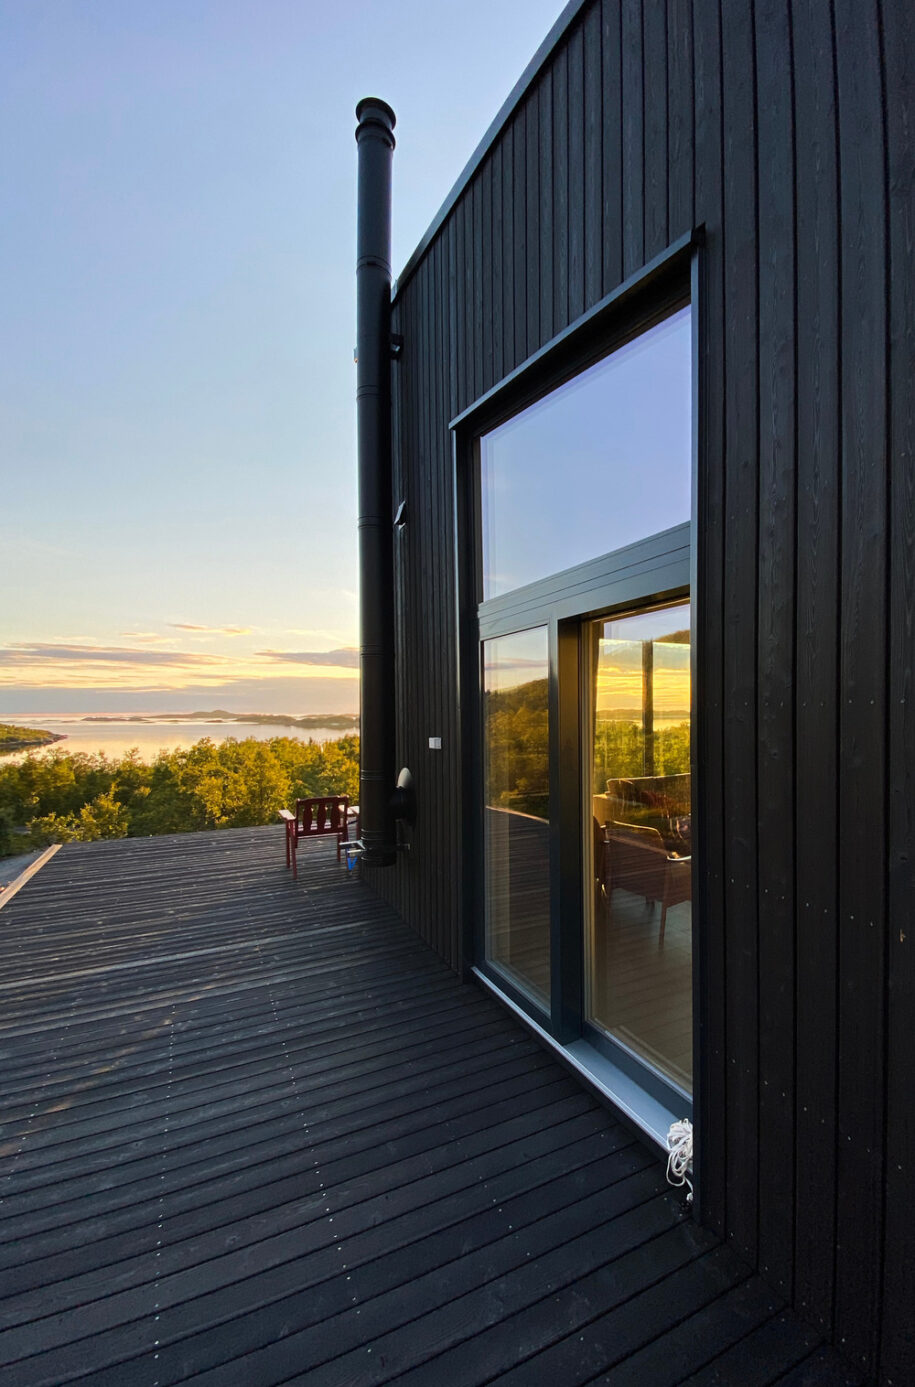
[465,284,695,1135]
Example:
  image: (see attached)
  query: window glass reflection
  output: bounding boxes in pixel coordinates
[586,602,692,1091]
[482,627,551,1007]
[480,305,692,599]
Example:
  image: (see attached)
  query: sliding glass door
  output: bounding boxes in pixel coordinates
[584,601,692,1094]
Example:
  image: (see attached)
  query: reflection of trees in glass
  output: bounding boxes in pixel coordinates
[592,718,691,786]
[483,677,549,820]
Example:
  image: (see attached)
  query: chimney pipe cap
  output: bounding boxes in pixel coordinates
[355,97,396,143]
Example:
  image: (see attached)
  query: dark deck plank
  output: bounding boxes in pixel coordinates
[0,826,852,1384]
[679,1311,856,1386]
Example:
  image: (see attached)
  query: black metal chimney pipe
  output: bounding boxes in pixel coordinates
[355,97,397,867]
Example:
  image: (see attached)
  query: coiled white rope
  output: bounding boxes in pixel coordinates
[666,1118,694,1204]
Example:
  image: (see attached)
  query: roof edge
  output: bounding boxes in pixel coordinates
[391,0,591,304]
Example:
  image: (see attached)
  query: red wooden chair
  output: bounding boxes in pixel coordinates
[279,796,352,879]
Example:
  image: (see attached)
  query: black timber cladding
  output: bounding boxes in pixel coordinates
[373,1,915,1382]
[0,828,862,1385]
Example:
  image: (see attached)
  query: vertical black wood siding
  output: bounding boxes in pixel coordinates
[373,1,913,1379]
[882,8,915,1383]
[791,0,841,1342]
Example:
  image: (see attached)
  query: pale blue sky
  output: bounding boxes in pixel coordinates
[0,0,563,714]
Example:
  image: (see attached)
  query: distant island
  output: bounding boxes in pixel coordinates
[0,722,66,754]
[81,710,360,731]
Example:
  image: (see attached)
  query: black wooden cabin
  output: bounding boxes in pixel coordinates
[354,2,914,1382]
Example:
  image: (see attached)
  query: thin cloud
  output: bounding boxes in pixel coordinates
[256,647,360,669]
[168,624,253,636]
[1,643,225,667]
[0,645,357,693]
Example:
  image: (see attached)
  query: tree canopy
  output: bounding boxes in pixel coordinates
[0,735,360,853]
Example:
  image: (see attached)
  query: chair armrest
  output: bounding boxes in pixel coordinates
[278,809,295,823]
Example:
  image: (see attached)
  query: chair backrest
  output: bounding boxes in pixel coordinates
[609,820,666,845]
[295,796,349,835]
[606,820,669,897]
[606,773,691,816]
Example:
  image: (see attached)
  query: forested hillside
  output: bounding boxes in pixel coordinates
[0,735,359,855]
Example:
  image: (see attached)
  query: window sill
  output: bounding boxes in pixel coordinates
[472,965,689,1154]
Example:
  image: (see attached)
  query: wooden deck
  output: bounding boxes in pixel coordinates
[0,826,860,1385]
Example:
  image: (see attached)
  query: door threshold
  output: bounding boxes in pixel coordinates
[472,965,688,1154]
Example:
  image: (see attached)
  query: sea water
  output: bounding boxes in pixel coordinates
[0,715,356,763]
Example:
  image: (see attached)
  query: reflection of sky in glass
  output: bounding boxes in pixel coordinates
[482,626,548,693]
[481,306,691,598]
